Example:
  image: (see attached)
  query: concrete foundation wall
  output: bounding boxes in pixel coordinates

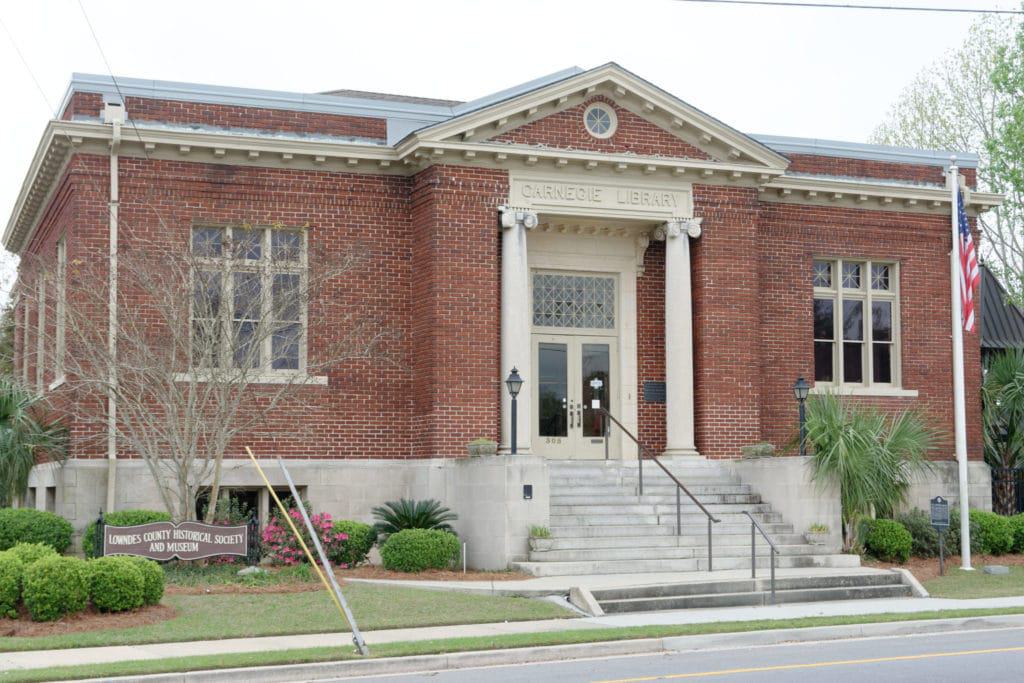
[723,457,842,551]
[26,455,550,568]
[901,461,992,514]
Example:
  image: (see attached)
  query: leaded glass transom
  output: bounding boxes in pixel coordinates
[813,260,832,288]
[533,273,615,329]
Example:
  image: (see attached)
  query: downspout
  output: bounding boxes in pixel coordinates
[102,100,124,513]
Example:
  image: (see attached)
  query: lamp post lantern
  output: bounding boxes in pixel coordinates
[793,376,810,457]
[505,367,524,455]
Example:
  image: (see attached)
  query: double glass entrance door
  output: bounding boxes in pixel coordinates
[534,335,616,459]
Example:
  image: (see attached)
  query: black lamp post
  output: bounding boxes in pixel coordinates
[505,367,524,455]
[793,376,810,456]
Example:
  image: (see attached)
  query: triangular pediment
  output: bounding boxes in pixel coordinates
[399,63,789,170]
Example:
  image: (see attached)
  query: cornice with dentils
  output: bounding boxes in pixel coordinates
[3,119,1003,255]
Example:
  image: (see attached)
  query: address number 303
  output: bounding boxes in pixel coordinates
[545,437,563,444]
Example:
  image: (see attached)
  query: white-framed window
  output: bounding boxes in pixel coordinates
[35,277,45,394]
[21,296,30,385]
[53,237,66,385]
[190,225,307,374]
[583,103,618,139]
[813,258,900,388]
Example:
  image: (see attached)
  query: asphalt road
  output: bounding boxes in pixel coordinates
[331,626,1024,682]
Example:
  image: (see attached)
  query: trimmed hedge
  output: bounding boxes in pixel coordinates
[380,529,460,573]
[947,508,983,556]
[864,519,912,563]
[23,556,89,621]
[87,557,144,613]
[0,508,72,553]
[970,510,1014,555]
[6,542,58,566]
[83,510,172,558]
[1010,513,1024,554]
[0,552,23,618]
[896,509,940,558]
[125,557,165,606]
[330,520,377,568]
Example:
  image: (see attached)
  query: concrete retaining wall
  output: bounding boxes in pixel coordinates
[722,456,842,550]
[24,456,550,569]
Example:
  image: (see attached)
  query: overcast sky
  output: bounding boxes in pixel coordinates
[0,0,1017,292]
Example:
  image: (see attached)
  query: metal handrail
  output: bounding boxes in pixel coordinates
[741,510,777,604]
[598,408,721,571]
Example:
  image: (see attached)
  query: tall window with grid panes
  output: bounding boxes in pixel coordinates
[190,226,306,374]
[813,259,899,389]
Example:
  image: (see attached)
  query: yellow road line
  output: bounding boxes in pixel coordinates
[594,645,1024,682]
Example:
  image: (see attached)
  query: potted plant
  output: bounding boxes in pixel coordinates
[528,525,553,552]
[466,438,498,457]
[805,523,830,545]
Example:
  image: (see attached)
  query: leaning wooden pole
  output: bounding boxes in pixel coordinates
[245,447,369,655]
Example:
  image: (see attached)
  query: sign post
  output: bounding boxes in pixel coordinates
[930,496,951,576]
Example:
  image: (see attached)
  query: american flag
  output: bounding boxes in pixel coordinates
[957,190,981,332]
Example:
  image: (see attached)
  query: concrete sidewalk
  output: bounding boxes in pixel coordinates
[343,566,891,597]
[6,593,1024,672]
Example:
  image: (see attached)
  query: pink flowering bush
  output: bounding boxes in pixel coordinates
[261,507,348,567]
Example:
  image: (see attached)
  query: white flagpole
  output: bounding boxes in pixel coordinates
[949,156,973,571]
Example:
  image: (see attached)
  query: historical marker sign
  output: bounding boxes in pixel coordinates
[102,521,249,561]
[930,496,950,529]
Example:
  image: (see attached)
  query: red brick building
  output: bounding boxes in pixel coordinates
[5,65,1000,568]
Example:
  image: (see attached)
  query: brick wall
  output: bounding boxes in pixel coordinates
[691,185,764,458]
[757,201,983,460]
[409,165,508,457]
[786,153,977,188]
[491,96,710,159]
[61,91,386,141]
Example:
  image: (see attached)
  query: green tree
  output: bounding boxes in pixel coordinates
[872,16,1024,298]
[991,9,1024,251]
[0,378,66,507]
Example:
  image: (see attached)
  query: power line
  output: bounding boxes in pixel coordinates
[0,14,58,117]
[672,0,1024,13]
[75,0,152,159]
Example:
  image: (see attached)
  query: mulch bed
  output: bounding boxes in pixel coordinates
[865,553,1024,583]
[0,604,176,638]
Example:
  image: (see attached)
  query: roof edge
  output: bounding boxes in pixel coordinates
[753,133,979,169]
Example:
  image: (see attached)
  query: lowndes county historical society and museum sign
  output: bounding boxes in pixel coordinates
[510,177,691,220]
[103,521,249,561]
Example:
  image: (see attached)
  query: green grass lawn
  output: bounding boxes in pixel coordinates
[0,583,572,652]
[924,565,1024,598]
[5,607,1024,683]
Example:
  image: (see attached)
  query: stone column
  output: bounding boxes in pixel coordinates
[499,207,538,454]
[655,217,703,457]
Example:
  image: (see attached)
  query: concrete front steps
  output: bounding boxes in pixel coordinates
[513,459,858,577]
[592,572,912,613]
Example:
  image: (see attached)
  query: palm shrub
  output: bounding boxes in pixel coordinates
[372,499,457,540]
[803,393,936,550]
[0,378,67,507]
[982,350,1024,514]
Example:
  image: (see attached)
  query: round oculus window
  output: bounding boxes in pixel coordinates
[583,104,617,139]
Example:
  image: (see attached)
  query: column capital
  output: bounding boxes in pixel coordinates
[499,206,539,231]
[653,217,703,241]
